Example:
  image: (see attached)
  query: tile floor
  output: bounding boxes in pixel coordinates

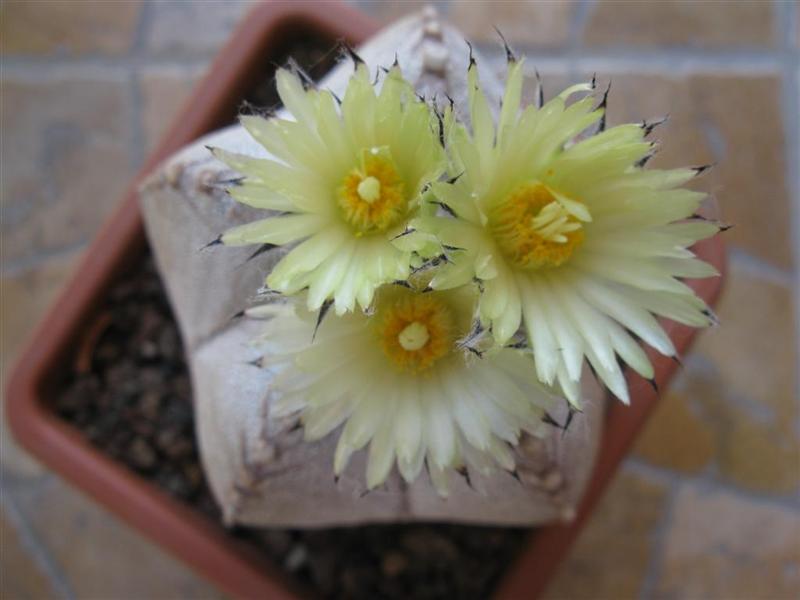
[2,1,798,598]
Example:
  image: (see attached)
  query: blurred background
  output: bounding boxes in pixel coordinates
[1,1,798,598]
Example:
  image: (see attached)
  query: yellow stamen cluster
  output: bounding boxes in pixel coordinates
[376,291,455,373]
[491,182,586,269]
[338,147,406,234]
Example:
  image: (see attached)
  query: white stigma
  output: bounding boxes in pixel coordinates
[398,322,430,351]
[357,176,381,203]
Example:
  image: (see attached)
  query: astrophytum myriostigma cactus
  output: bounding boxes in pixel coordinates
[140,8,605,527]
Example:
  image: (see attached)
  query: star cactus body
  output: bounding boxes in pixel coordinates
[209,45,722,491]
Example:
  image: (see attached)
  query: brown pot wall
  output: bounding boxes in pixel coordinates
[5,2,726,599]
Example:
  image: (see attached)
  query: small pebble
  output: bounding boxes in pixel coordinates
[381,552,408,577]
[127,437,157,470]
[284,545,308,572]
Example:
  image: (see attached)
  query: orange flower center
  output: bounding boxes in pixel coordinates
[376,291,455,373]
[491,182,586,269]
[338,147,406,234]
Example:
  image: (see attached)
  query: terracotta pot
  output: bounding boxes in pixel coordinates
[5,1,727,598]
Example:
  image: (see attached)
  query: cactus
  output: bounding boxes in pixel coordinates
[139,8,717,527]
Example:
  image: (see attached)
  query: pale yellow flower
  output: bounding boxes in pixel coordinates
[414,58,721,406]
[256,280,559,494]
[212,63,446,314]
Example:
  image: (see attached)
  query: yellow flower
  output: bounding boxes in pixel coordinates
[256,281,559,494]
[414,57,721,406]
[212,63,446,314]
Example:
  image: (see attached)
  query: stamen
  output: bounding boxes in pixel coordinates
[376,291,455,373]
[338,147,407,233]
[490,182,588,269]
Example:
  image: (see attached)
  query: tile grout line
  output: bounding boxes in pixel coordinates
[635,469,681,600]
[565,0,595,81]
[442,41,796,74]
[727,247,796,287]
[128,0,154,170]
[774,0,800,397]
[128,66,145,170]
[2,48,797,77]
[0,240,88,278]
[0,57,215,78]
[625,457,800,512]
[2,488,76,600]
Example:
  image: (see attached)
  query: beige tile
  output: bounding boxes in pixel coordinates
[1,252,81,479]
[584,0,776,48]
[8,477,227,600]
[698,263,799,493]
[522,70,577,107]
[597,73,710,171]
[687,75,791,268]
[655,483,800,599]
[1,77,132,266]
[449,0,574,47]
[144,1,252,57]
[0,509,58,600]
[542,469,670,600]
[635,261,798,494]
[696,264,796,431]
[0,254,80,377]
[659,365,798,496]
[716,415,800,495]
[796,5,800,48]
[0,418,47,483]
[600,73,792,268]
[359,0,434,24]
[140,67,204,154]
[0,0,142,56]
[634,389,716,474]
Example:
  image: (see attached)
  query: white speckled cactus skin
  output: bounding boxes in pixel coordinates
[139,8,604,527]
